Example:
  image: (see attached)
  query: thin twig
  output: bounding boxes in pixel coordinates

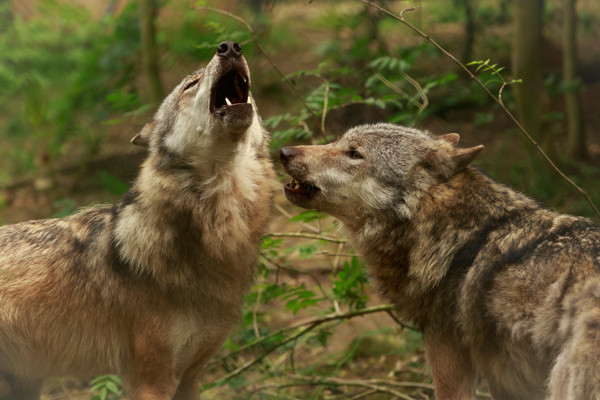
[275,204,321,234]
[331,241,345,314]
[252,287,263,339]
[373,72,428,119]
[249,388,302,400]
[315,251,359,257]
[199,6,328,142]
[357,0,600,218]
[261,252,332,305]
[385,309,417,331]
[476,389,493,399]
[285,375,419,400]
[267,232,347,243]
[214,319,321,384]
[346,389,378,400]
[204,304,395,371]
[317,75,330,136]
[248,381,413,400]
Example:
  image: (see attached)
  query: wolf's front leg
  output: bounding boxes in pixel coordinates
[0,374,43,400]
[425,333,476,400]
[128,335,180,400]
[172,341,227,400]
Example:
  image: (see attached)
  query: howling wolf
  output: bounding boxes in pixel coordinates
[0,41,276,400]
[280,123,600,400]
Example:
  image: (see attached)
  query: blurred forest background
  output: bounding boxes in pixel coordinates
[1,0,600,399]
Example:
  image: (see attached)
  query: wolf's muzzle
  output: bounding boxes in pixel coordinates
[217,41,243,61]
[279,147,302,167]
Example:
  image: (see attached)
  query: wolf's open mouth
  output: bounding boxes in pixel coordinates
[210,68,250,115]
[284,177,320,198]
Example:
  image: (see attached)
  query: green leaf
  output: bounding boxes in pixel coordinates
[288,210,326,223]
[105,382,119,394]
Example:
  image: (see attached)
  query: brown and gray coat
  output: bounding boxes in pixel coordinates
[0,41,276,400]
[280,123,600,400]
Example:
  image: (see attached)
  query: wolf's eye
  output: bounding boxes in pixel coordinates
[347,149,363,160]
[183,78,200,92]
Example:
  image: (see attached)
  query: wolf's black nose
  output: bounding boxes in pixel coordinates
[279,147,297,166]
[217,41,242,59]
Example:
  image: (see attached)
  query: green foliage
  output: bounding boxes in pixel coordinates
[53,198,78,218]
[196,21,251,54]
[0,1,143,182]
[288,210,326,223]
[90,375,123,400]
[267,42,456,148]
[332,258,369,310]
[281,283,324,314]
[97,171,130,196]
[466,59,522,88]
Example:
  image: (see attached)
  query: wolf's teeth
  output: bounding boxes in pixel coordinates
[242,76,247,83]
[247,97,251,104]
[225,98,232,106]
[294,184,300,190]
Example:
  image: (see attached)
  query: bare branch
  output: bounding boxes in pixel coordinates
[252,287,263,339]
[267,232,347,243]
[284,374,421,400]
[275,204,321,234]
[204,304,396,372]
[261,252,333,306]
[315,251,359,257]
[357,0,600,219]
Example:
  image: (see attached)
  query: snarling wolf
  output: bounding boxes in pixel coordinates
[280,123,600,399]
[0,41,276,400]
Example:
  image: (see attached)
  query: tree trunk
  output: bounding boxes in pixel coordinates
[512,0,556,162]
[563,0,585,159]
[0,0,12,32]
[138,0,164,107]
[462,0,476,62]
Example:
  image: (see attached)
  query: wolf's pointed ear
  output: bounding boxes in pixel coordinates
[440,133,460,147]
[451,145,484,172]
[131,122,154,148]
[130,133,148,147]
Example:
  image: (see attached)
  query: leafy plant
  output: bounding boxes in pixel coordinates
[90,375,123,400]
[0,1,143,183]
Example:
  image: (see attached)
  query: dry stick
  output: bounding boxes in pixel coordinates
[283,375,419,400]
[316,74,331,135]
[213,317,322,384]
[347,389,378,400]
[247,386,302,400]
[247,381,415,400]
[275,204,321,234]
[268,232,347,243]
[373,72,428,119]
[316,251,359,257]
[199,6,328,142]
[261,252,333,306]
[204,304,394,371]
[252,286,263,339]
[331,241,345,314]
[358,0,600,219]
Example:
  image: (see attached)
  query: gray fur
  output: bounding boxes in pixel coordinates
[280,123,600,400]
[0,46,276,400]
